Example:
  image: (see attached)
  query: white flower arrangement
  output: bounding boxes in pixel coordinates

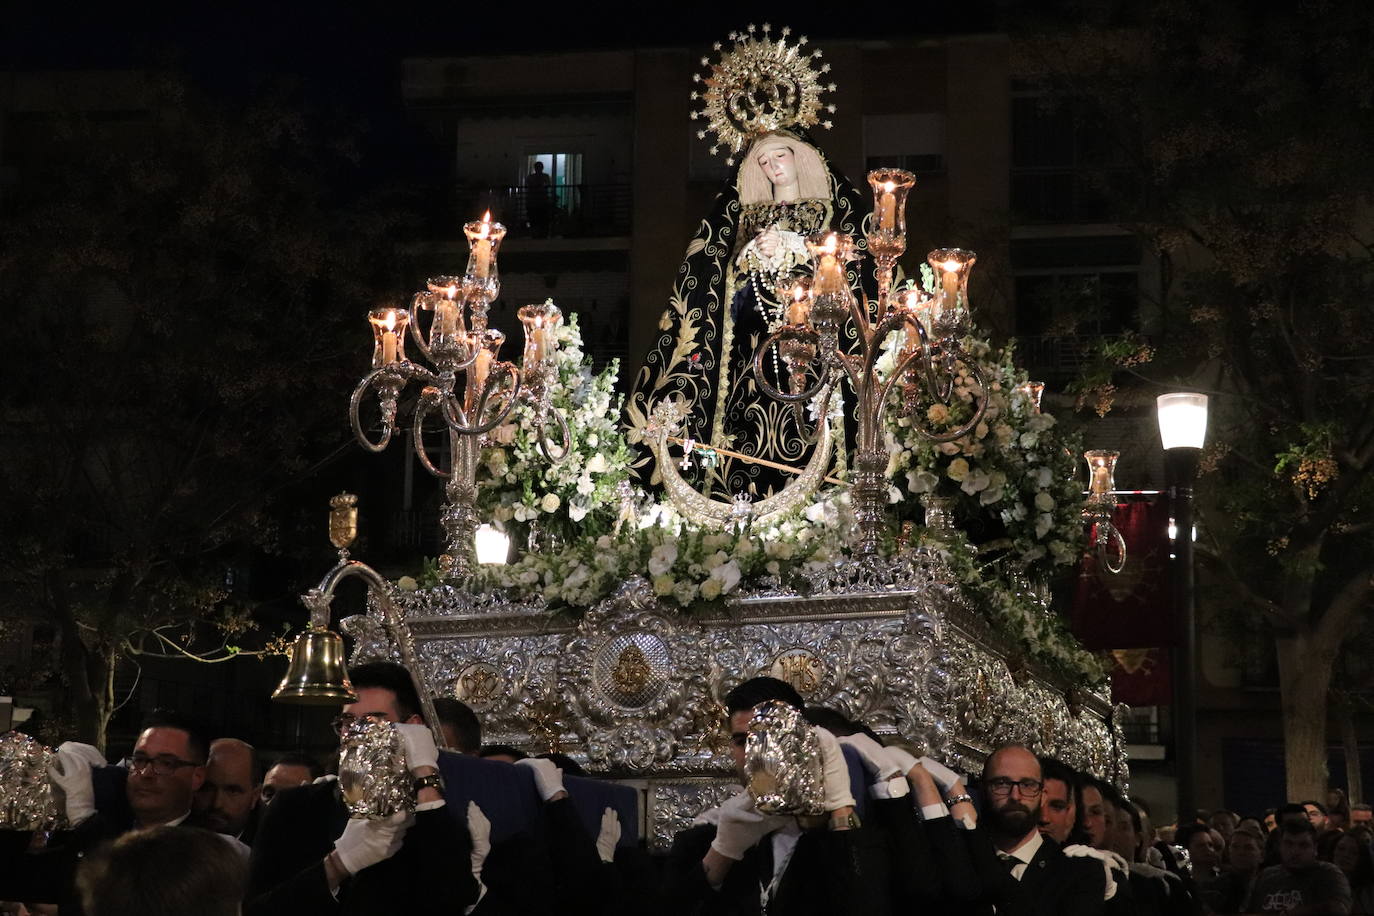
[879,298,1085,584]
[448,302,1102,685]
[474,310,634,545]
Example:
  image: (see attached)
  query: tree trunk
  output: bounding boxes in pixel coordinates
[1275,632,1334,801]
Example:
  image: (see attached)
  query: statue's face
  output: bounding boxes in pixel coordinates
[755,144,797,188]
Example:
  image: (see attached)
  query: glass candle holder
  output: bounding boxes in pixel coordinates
[425,276,466,348]
[866,168,916,237]
[898,287,937,349]
[927,248,977,331]
[462,212,507,300]
[804,232,857,333]
[517,301,563,367]
[368,307,410,368]
[1084,449,1120,498]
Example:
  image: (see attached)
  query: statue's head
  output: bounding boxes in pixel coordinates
[738,133,830,204]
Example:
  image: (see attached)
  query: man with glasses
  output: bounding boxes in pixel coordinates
[0,708,230,909]
[967,744,1105,916]
[245,661,477,915]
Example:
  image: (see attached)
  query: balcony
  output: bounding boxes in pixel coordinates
[1015,333,1134,378]
[455,183,631,239]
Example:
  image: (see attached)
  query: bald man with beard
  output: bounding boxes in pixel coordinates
[964,744,1106,916]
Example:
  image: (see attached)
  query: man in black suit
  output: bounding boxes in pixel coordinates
[663,677,887,915]
[245,661,478,916]
[0,709,225,910]
[966,744,1106,916]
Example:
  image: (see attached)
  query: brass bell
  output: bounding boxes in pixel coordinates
[273,628,358,705]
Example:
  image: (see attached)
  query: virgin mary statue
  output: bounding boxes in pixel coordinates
[625,128,875,498]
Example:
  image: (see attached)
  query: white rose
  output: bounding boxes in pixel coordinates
[569,503,588,522]
[540,493,561,513]
[648,543,679,576]
[947,458,971,482]
[1034,491,1055,512]
[699,578,722,600]
[576,474,595,495]
[586,453,608,473]
[652,574,675,596]
[712,560,742,595]
[396,576,419,591]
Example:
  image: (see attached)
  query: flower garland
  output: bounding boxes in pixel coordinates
[475,310,633,546]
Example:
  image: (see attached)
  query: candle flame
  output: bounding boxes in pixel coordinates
[883,181,895,192]
[942,259,961,273]
[446,285,457,299]
[382,311,397,331]
[823,234,838,254]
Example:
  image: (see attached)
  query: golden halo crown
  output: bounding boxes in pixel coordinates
[690,23,837,165]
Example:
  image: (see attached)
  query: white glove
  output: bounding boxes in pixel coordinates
[467,801,492,884]
[395,723,439,773]
[709,792,789,861]
[48,742,106,826]
[837,733,908,799]
[916,755,963,794]
[884,745,920,777]
[1063,845,1125,900]
[596,807,621,863]
[313,774,339,785]
[333,811,412,875]
[813,727,856,812]
[515,757,565,801]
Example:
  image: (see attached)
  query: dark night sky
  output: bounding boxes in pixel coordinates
[4,2,1008,79]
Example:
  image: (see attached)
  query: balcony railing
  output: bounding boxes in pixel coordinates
[455,183,631,239]
[1014,333,1133,376]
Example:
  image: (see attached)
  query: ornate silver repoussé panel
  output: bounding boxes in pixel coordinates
[345,554,1128,851]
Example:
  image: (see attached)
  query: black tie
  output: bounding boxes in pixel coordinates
[998,852,1020,876]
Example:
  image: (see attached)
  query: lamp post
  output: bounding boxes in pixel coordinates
[1157,392,1208,824]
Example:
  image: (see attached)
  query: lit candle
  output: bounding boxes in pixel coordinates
[1091,464,1111,495]
[814,235,844,294]
[941,259,961,310]
[472,212,493,279]
[879,181,896,231]
[436,294,458,339]
[380,311,398,364]
[529,324,547,362]
[473,348,493,392]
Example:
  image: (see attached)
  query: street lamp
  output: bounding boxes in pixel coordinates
[1157,392,1208,824]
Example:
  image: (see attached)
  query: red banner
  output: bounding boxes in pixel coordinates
[1070,497,1175,649]
[1109,648,1172,706]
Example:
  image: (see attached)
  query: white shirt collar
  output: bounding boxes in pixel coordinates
[1007,829,1043,865]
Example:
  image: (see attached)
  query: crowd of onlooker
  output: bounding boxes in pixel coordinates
[1,663,1370,915]
[1168,794,1373,915]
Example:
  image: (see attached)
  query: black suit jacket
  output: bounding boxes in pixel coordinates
[964,829,1106,916]
[245,779,477,916]
[663,820,887,916]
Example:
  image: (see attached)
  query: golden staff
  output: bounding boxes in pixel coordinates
[666,436,846,487]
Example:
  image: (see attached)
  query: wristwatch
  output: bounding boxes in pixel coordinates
[413,772,445,794]
[944,793,975,808]
[828,810,861,831]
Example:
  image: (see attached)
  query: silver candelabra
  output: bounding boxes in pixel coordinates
[349,214,569,579]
